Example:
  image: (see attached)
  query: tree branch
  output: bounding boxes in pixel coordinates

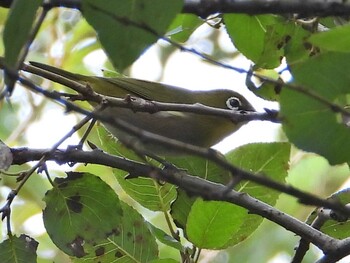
[9,146,347,256]
[2,0,350,17]
[182,0,350,17]
[316,239,350,262]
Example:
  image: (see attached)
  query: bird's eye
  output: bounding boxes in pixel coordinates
[226,97,242,110]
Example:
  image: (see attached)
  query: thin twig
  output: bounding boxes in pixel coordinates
[40,0,350,17]
[292,208,329,263]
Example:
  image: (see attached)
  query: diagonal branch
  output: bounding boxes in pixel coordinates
[182,0,350,17]
[10,0,350,17]
[9,146,346,256]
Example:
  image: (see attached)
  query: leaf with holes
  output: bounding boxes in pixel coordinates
[0,234,38,263]
[43,172,124,258]
[225,14,293,69]
[75,202,158,262]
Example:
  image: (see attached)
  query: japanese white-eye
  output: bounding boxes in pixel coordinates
[28,61,255,154]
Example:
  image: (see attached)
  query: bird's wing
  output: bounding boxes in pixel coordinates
[104,77,193,103]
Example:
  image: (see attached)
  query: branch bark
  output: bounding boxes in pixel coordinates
[182,0,350,17]
[10,146,344,256]
[1,0,349,17]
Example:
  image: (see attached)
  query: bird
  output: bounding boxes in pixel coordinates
[27,61,256,154]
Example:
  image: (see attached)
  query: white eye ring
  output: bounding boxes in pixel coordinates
[226,97,242,110]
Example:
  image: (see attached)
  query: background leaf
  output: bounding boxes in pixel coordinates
[97,126,177,212]
[2,0,42,90]
[186,199,246,249]
[81,0,183,71]
[0,234,38,263]
[167,14,203,43]
[175,143,290,249]
[75,202,159,263]
[308,24,350,53]
[3,0,42,67]
[146,222,184,252]
[224,14,291,69]
[281,52,350,165]
[170,190,196,231]
[168,155,231,232]
[225,142,290,246]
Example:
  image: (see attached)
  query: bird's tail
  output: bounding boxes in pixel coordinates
[28,61,82,82]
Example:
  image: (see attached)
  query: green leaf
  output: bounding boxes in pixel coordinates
[176,143,290,249]
[3,0,43,90]
[308,24,350,53]
[186,199,246,249]
[225,142,290,246]
[167,155,231,232]
[0,101,20,138]
[43,172,124,258]
[96,125,145,163]
[3,0,42,67]
[44,172,158,262]
[0,8,9,24]
[0,234,38,263]
[149,259,179,263]
[227,142,290,200]
[224,14,289,69]
[97,126,177,211]
[75,202,159,263]
[170,190,196,231]
[117,176,177,212]
[167,14,203,42]
[246,68,281,101]
[230,142,290,184]
[146,222,184,252]
[284,26,312,64]
[81,0,183,71]
[166,155,231,184]
[287,155,349,195]
[281,52,350,165]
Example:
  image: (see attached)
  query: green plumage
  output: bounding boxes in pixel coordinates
[28,61,255,154]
